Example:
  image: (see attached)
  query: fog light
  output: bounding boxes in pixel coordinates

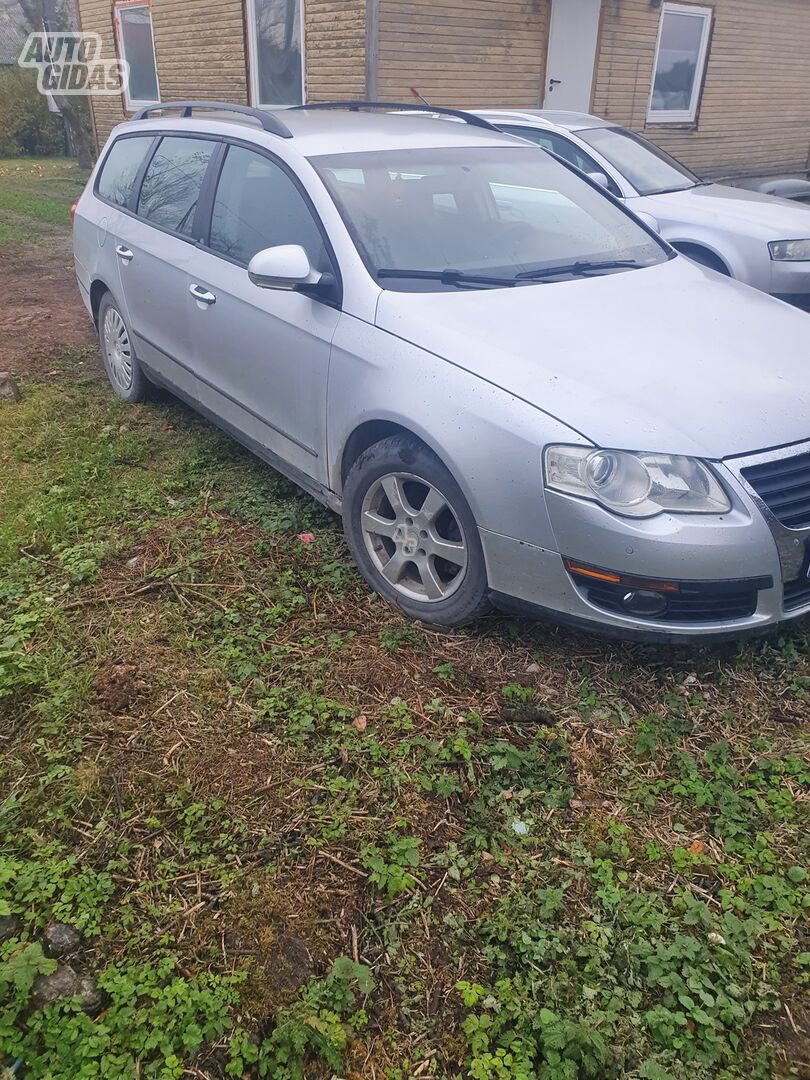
[621,589,669,617]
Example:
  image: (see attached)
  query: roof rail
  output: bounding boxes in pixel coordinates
[130,101,293,138]
[289,101,500,131]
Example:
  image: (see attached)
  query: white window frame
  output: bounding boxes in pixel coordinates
[246,0,306,108]
[115,1,160,111]
[647,3,712,124]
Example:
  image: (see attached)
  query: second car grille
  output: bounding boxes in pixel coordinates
[741,451,810,529]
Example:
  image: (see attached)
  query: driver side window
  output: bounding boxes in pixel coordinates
[209,145,328,270]
[500,126,622,198]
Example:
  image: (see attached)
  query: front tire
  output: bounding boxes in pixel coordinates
[97,292,152,403]
[342,436,491,627]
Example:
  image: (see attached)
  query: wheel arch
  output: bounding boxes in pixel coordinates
[337,418,449,492]
[89,278,112,326]
[668,240,733,276]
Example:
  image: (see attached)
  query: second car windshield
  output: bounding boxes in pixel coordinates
[310,145,666,290]
[577,126,701,196]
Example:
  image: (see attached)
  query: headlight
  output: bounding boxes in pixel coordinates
[768,239,810,262]
[544,446,731,518]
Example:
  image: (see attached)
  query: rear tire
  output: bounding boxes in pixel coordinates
[97,292,153,403]
[342,436,491,627]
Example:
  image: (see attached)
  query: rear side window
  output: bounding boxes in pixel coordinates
[97,136,152,208]
[209,145,326,268]
[137,136,217,236]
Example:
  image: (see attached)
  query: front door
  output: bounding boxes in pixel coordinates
[544,0,602,111]
[187,142,340,485]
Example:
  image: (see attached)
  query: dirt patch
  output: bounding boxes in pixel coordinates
[92,660,148,715]
[0,236,96,375]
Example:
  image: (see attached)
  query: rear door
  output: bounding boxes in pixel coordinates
[112,134,219,399]
[82,133,155,323]
[185,142,341,484]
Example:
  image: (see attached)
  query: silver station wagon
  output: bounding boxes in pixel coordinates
[72,101,810,642]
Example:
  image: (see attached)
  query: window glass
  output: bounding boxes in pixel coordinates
[499,126,622,197]
[250,0,302,106]
[649,5,711,120]
[97,136,152,207]
[138,136,217,235]
[313,146,665,291]
[209,145,325,267]
[578,126,699,196]
[116,3,159,106]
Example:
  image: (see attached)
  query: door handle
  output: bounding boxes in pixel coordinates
[189,283,216,305]
[115,244,134,262]
[549,78,562,89]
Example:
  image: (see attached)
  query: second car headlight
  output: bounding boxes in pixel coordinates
[768,239,810,262]
[544,446,731,518]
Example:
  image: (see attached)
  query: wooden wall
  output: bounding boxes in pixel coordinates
[77,0,810,178]
[375,0,548,108]
[77,0,128,149]
[593,0,810,178]
[77,0,366,153]
[305,0,366,101]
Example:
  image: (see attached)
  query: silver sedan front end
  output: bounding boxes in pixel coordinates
[483,444,810,642]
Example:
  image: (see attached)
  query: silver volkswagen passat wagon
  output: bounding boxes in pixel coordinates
[72,101,810,642]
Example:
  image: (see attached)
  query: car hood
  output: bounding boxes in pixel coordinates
[374,256,810,459]
[641,183,810,235]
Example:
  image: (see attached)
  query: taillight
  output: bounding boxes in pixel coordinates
[70,200,78,226]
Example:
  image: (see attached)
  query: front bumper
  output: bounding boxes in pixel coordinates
[770,259,810,311]
[480,448,810,641]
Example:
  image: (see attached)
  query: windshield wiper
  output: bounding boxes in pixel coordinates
[515,259,643,281]
[377,267,517,288]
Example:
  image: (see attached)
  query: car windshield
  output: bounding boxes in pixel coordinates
[577,126,701,196]
[310,146,666,291]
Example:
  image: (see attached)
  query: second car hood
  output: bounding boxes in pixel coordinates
[374,256,810,459]
[642,182,810,234]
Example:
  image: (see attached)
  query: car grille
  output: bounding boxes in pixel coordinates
[741,452,810,529]
[583,581,760,623]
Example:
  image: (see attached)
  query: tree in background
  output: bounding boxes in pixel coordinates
[14,0,94,166]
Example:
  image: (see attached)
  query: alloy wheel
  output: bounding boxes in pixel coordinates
[360,472,468,603]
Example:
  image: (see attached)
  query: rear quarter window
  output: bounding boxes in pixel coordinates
[96,136,153,208]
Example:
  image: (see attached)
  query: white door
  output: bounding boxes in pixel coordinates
[544,0,602,111]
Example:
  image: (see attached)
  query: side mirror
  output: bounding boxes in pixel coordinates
[248,244,322,290]
[587,170,610,190]
[634,210,661,234]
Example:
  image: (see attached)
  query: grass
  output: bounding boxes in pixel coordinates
[0,161,808,1080]
[0,157,86,245]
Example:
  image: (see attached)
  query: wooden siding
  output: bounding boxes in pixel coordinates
[152,0,248,104]
[593,0,810,178]
[77,0,249,150]
[376,0,548,108]
[76,0,126,149]
[304,0,366,100]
